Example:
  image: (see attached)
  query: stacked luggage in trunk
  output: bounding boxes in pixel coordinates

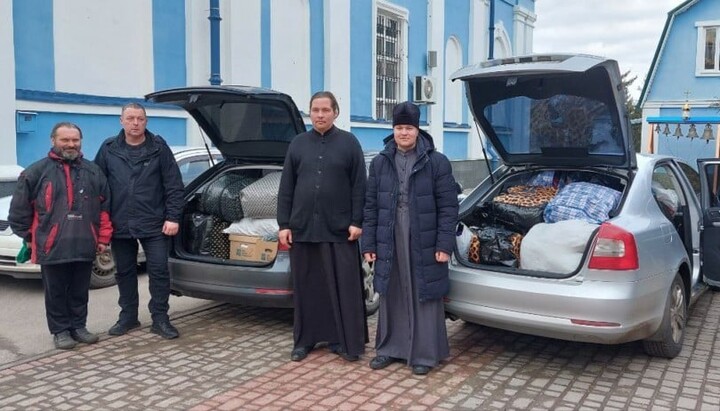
[183,169,282,263]
[457,169,626,275]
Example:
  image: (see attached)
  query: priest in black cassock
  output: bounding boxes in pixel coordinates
[362,101,459,375]
[277,91,368,362]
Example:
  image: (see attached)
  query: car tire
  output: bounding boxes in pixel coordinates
[362,260,380,316]
[90,249,117,289]
[642,273,687,358]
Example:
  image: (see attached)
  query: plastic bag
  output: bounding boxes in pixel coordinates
[469,225,523,267]
[223,218,279,240]
[16,241,31,263]
[184,213,230,259]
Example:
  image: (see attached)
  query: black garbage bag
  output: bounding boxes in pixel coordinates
[185,213,230,259]
[492,202,546,234]
[468,225,522,267]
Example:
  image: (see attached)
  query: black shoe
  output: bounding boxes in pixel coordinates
[108,320,141,336]
[70,328,99,344]
[328,343,359,362]
[290,345,314,361]
[150,321,179,339]
[412,365,431,375]
[369,355,399,370]
[53,331,77,350]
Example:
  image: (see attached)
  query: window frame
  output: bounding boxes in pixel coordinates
[695,20,720,76]
[373,1,408,121]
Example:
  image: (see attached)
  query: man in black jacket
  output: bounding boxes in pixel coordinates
[9,122,113,349]
[95,103,184,339]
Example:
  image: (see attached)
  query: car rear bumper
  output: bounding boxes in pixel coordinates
[168,254,293,308]
[444,266,671,344]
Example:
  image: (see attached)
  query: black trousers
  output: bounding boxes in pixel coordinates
[41,261,93,335]
[111,235,170,324]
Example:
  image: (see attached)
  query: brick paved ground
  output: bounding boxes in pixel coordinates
[1,291,719,410]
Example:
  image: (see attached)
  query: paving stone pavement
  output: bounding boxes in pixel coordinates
[1,291,719,410]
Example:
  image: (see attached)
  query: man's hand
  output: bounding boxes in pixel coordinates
[97,243,109,254]
[279,229,293,248]
[162,221,179,236]
[348,225,362,241]
[363,252,376,262]
[435,251,450,263]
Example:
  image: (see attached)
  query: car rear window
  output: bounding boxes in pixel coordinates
[483,94,624,157]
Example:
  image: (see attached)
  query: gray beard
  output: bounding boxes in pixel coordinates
[52,146,79,161]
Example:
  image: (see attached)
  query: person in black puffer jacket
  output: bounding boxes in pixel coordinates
[362,102,459,376]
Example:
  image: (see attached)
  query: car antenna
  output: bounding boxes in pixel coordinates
[473,121,495,185]
[197,124,216,166]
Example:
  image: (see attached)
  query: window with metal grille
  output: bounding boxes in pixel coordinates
[376,13,402,121]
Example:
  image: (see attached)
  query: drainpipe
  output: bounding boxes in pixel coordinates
[488,0,495,60]
[208,0,222,85]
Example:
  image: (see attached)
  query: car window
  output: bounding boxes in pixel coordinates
[677,162,702,200]
[177,157,211,186]
[652,164,687,220]
[701,163,720,207]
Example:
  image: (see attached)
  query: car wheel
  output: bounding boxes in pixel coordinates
[642,273,687,358]
[362,260,380,316]
[90,249,117,289]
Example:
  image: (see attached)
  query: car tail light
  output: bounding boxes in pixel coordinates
[587,223,638,270]
[277,242,290,252]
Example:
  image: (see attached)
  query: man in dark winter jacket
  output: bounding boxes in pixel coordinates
[94,103,184,340]
[9,122,113,349]
[362,101,459,375]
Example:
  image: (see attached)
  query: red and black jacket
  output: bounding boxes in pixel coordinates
[8,152,113,264]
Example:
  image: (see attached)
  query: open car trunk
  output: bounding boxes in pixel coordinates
[456,167,628,278]
[177,165,283,265]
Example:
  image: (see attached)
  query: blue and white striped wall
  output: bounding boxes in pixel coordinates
[7,0,535,168]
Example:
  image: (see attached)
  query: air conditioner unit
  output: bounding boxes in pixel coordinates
[413,75,436,104]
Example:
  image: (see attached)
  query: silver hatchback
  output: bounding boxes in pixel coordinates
[446,54,713,358]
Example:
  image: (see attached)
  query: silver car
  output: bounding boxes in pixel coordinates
[446,54,712,358]
[146,86,379,315]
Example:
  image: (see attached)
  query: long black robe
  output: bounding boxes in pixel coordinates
[290,242,368,356]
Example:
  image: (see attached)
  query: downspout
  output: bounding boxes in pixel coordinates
[488,0,495,60]
[208,0,222,85]
[486,0,497,172]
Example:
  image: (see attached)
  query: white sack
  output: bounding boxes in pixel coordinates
[520,220,598,273]
[456,223,474,259]
[223,218,279,240]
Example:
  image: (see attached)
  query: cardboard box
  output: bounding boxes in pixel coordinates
[228,235,278,263]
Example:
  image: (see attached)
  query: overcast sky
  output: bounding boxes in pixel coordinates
[533,0,685,99]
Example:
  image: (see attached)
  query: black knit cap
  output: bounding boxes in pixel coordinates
[392,101,420,128]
